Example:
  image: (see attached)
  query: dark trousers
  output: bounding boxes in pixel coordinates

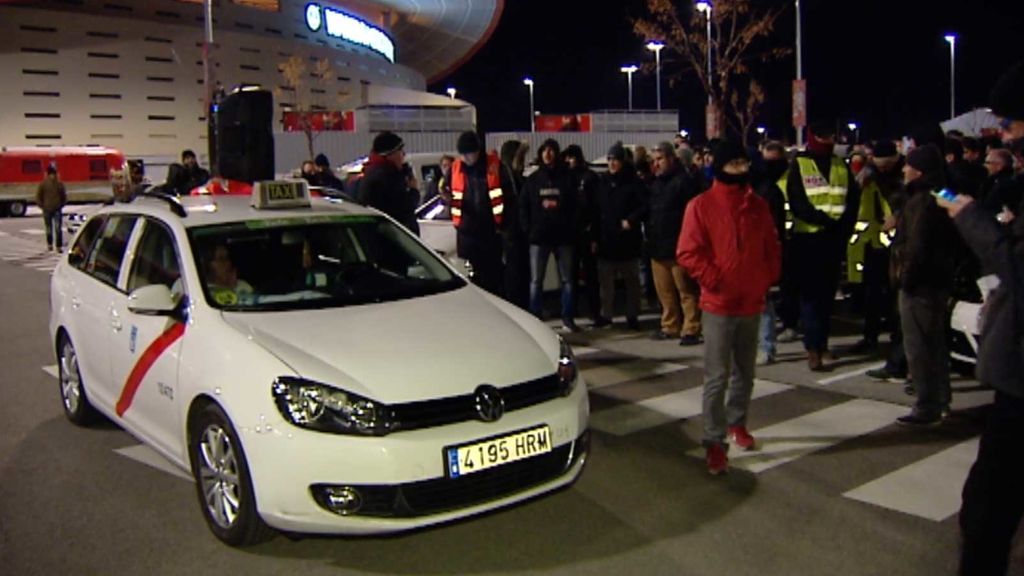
[779,240,800,330]
[465,239,504,297]
[574,240,601,321]
[43,208,63,249]
[792,232,844,352]
[959,390,1024,575]
[862,246,891,342]
[899,290,951,416]
[884,289,908,376]
[503,234,530,310]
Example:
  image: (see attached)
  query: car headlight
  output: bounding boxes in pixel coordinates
[558,337,578,396]
[271,377,394,436]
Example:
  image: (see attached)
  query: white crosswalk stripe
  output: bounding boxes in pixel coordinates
[843,437,980,521]
[585,359,688,390]
[590,379,791,436]
[687,399,907,473]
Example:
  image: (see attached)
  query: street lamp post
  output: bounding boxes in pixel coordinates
[645,40,665,111]
[446,87,457,99]
[756,126,766,142]
[795,0,804,148]
[620,65,638,110]
[847,122,859,144]
[696,2,712,105]
[944,34,957,119]
[523,78,535,132]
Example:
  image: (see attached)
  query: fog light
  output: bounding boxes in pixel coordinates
[312,485,363,516]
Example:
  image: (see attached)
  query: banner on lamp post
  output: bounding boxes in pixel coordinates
[705,102,720,140]
[792,79,807,128]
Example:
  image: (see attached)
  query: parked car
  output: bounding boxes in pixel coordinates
[49,185,590,546]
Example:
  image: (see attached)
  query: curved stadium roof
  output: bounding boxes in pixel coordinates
[376,0,503,83]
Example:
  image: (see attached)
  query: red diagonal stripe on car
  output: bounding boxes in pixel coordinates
[116,322,186,417]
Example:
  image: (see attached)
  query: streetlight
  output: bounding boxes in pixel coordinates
[620,65,638,110]
[795,0,804,148]
[446,87,456,99]
[944,34,957,119]
[523,77,535,132]
[756,126,766,142]
[645,40,665,111]
[848,122,859,143]
[696,2,712,103]
[680,129,689,138]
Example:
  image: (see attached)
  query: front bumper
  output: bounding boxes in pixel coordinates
[241,380,589,534]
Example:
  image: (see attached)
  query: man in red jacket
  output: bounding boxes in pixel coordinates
[677,140,782,475]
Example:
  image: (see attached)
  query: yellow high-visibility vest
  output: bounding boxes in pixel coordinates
[791,156,848,234]
[846,178,894,283]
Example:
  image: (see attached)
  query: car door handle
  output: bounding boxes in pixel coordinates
[71,297,81,309]
[110,310,122,332]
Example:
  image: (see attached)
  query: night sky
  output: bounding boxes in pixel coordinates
[430,0,1024,143]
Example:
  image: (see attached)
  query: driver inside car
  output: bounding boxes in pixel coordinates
[204,244,253,305]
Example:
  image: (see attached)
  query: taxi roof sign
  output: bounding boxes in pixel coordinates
[252,180,311,209]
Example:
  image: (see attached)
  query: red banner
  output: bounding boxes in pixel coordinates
[792,79,807,128]
[282,110,354,132]
[534,114,591,133]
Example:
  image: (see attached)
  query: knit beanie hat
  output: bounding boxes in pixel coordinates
[314,153,330,167]
[991,59,1024,121]
[712,139,748,175]
[372,131,404,155]
[906,144,944,176]
[871,140,898,160]
[456,131,481,155]
[607,141,626,161]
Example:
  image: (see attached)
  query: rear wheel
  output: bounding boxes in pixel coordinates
[189,402,275,546]
[7,200,28,217]
[58,334,99,425]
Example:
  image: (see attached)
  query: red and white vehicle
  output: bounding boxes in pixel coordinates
[0,146,125,217]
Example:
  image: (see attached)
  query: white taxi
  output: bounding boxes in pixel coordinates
[49,182,589,546]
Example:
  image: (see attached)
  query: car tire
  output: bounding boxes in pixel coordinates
[189,402,275,546]
[58,334,100,426]
[7,200,27,218]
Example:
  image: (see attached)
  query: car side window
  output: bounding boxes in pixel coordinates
[85,215,138,288]
[128,220,182,295]
[68,216,106,270]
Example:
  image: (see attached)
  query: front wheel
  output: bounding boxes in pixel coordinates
[189,402,275,546]
[58,334,99,425]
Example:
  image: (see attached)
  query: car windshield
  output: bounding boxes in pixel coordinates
[189,214,465,311]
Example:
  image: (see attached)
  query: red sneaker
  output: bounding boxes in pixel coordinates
[728,425,756,451]
[706,443,728,475]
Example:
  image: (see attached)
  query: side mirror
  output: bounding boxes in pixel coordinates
[127,284,178,315]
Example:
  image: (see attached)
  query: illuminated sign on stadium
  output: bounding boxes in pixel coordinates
[304,3,395,63]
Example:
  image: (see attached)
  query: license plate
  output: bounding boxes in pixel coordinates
[446,426,551,478]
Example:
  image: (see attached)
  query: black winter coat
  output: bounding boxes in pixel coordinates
[359,157,419,235]
[645,166,694,260]
[455,158,502,260]
[520,163,576,246]
[593,169,646,261]
[893,182,958,295]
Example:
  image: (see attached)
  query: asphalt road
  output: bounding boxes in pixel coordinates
[0,211,1021,575]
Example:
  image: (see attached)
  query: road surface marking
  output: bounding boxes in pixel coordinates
[591,379,792,436]
[688,398,907,473]
[583,359,687,390]
[113,445,193,481]
[843,437,979,521]
[816,362,886,385]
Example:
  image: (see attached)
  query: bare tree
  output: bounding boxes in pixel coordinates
[634,0,789,144]
[274,56,344,160]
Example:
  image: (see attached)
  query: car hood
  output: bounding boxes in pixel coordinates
[221,287,558,403]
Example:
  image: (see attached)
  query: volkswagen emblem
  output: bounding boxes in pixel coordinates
[473,385,504,423]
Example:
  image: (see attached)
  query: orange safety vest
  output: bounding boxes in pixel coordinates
[451,152,504,228]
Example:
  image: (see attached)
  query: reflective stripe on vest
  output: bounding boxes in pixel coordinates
[792,156,848,234]
[450,152,504,228]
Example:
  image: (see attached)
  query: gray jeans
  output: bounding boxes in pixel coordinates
[702,311,761,447]
[597,258,640,322]
[899,290,951,417]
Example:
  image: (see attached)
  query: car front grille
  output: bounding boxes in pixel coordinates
[388,373,566,432]
[311,431,588,518]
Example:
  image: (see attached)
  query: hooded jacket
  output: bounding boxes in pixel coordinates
[677,180,781,316]
[520,159,575,246]
[892,179,959,295]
